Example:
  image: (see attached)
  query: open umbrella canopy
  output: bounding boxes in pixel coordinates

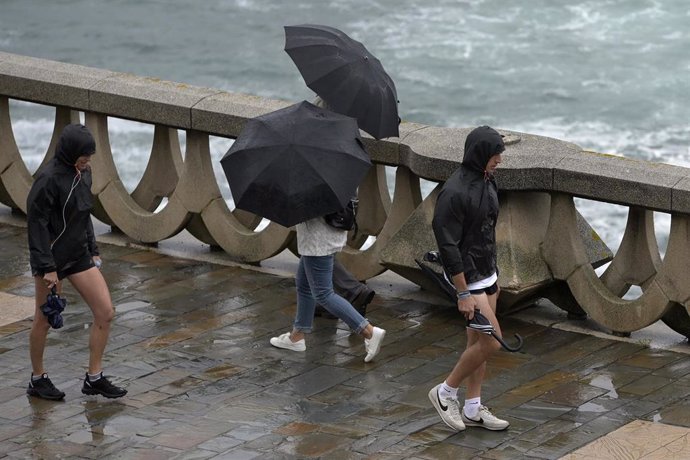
[220,100,371,228]
[284,24,399,140]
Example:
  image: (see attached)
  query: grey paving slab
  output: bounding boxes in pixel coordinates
[0,222,689,459]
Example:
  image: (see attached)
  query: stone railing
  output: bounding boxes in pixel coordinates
[1,51,689,339]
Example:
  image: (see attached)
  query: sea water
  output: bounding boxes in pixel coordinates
[1,0,689,254]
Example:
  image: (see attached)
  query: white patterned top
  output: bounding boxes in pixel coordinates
[296,217,347,256]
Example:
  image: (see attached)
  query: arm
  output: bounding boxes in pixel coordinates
[432,189,466,278]
[432,190,476,319]
[27,179,58,285]
[86,217,102,268]
[450,272,476,320]
[87,217,99,256]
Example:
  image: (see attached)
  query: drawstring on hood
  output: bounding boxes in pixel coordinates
[55,124,96,165]
[461,125,505,175]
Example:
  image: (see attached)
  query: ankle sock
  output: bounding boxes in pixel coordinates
[31,373,45,382]
[464,397,481,418]
[87,372,103,382]
[439,381,458,400]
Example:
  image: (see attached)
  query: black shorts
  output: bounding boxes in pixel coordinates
[33,253,95,280]
[470,282,498,296]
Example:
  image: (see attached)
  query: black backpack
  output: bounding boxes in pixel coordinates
[324,197,358,234]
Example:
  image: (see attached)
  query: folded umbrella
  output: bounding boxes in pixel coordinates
[220,100,371,228]
[414,257,458,303]
[416,251,523,352]
[41,286,66,329]
[467,309,523,352]
[284,24,399,140]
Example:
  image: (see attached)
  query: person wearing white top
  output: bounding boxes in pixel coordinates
[270,216,386,362]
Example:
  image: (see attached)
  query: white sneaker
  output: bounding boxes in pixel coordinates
[428,384,465,431]
[461,405,509,431]
[364,327,386,362]
[270,332,306,352]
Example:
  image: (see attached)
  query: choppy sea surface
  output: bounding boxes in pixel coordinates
[1,0,689,255]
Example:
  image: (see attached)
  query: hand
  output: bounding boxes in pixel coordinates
[93,255,102,269]
[457,296,476,320]
[43,272,58,289]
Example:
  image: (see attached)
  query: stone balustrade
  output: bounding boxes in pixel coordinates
[1,51,689,340]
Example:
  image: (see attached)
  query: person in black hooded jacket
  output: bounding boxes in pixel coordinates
[427,126,509,432]
[26,123,126,401]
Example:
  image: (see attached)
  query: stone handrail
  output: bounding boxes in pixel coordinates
[1,51,689,339]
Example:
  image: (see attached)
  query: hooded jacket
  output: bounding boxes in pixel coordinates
[27,124,99,276]
[432,126,505,284]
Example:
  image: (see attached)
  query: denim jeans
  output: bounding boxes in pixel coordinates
[294,254,369,334]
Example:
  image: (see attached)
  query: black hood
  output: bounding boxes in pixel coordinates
[461,126,505,173]
[55,124,96,165]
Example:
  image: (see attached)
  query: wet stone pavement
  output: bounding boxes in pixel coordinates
[1,222,690,459]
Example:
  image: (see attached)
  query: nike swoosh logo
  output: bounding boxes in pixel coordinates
[436,391,448,411]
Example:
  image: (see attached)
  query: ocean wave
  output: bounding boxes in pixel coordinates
[507,118,690,165]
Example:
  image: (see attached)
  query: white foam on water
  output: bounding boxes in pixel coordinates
[10,117,54,174]
[2,0,688,260]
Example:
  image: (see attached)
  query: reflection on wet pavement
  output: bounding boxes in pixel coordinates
[1,223,690,458]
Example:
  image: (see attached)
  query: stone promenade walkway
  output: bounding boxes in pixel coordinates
[1,222,690,459]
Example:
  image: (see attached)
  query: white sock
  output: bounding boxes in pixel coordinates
[464,397,481,418]
[438,381,458,400]
[88,372,103,382]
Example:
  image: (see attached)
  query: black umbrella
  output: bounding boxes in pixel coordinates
[284,24,399,140]
[41,286,66,329]
[416,251,523,352]
[220,100,371,228]
[415,256,458,303]
[467,309,523,352]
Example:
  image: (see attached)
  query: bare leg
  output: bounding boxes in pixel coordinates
[446,293,502,388]
[464,290,500,398]
[30,277,63,375]
[67,267,114,374]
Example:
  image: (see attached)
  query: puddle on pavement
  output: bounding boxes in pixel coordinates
[577,402,609,413]
[585,374,618,399]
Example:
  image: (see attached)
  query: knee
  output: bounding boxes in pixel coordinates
[32,317,51,334]
[94,306,115,325]
[478,335,501,355]
[487,336,502,354]
[311,287,333,305]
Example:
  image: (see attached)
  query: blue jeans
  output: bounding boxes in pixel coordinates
[294,255,369,334]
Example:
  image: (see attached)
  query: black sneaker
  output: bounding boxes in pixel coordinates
[81,373,127,398]
[27,373,65,400]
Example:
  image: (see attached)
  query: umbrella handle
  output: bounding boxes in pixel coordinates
[50,286,57,296]
[491,332,523,352]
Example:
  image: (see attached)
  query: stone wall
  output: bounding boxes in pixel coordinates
[2,51,689,338]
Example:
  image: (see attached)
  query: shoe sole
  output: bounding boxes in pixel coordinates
[82,388,127,399]
[427,387,465,431]
[27,389,65,401]
[462,418,509,431]
[269,338,306,352]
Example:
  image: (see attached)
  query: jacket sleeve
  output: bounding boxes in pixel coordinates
[432,189,466,277]
[27,179,57,274]
[86,217,99,256]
